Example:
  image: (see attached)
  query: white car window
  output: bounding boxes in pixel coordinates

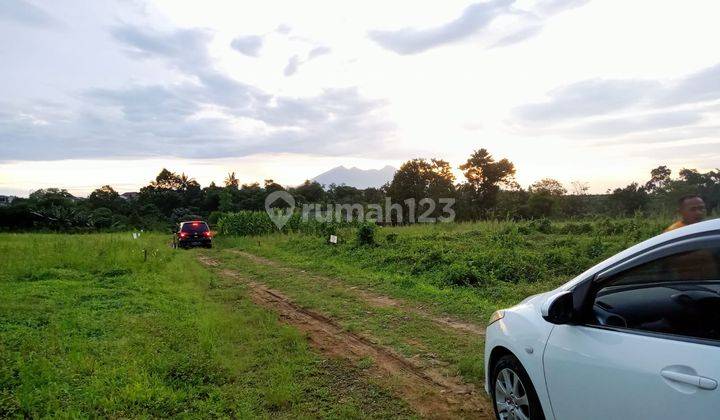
[591,245,720,341]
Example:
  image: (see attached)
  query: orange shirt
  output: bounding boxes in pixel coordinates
[664,220,686,232]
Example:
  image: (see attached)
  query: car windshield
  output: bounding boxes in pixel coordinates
[181,222,208,233]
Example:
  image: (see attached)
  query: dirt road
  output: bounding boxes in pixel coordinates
[230,250,487,336]
[198,254,493,419]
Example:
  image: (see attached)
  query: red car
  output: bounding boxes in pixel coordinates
[174,220,212,249]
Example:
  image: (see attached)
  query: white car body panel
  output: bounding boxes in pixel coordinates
[544,325,720,420]
[484,218,720,420]
[484,292,557,419]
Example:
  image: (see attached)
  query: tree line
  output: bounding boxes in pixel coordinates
[1,149,717,231]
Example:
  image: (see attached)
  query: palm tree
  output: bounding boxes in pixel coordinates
[224,172,239,188]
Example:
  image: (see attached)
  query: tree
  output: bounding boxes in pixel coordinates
[529,178,566,196]
[140,169,186,216]
[609,182,649,216]
[563,181,590,218]
[570,181,589,196]
[387,158,456,222]
[90,207,114,229]
[224,172,239,188]
[328,184,364,204]
[644,165,672,193]
[237,182,265,211]
[151,168,183,190]
[87,185,121,210]
[458,149,515,219]
[29,188,75,209]
[678,168,720,213]
[292,180,325,204]
[362,187,384,204]
[264,179,284,193]
[218,189,234,212]
[526,178,566,218]
[201,182,223,213]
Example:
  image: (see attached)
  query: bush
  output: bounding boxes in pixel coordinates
[356,222,376,246]
[208,211,225,226]
[528,218,552,234]
[217,211,358,237]
[557,222,594,235]
[442,262,486,287]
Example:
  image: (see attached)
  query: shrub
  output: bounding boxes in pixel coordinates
[442,262,486,287]
[557,222,594,235]
[208,210,225,225]
[356,222,376,246]
[529,218,552,234]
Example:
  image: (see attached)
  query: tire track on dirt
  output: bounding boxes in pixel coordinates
[229,250,487,337]
[198,255,492,420]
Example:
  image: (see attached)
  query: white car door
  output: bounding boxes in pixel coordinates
[543,237,720,420]
[544,325,719,420]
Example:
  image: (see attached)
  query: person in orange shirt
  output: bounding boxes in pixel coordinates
[665,195,706,232]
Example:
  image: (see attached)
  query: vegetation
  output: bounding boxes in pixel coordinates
[1,149,717,233]
[0,233,414,418]
[217,217,671,322]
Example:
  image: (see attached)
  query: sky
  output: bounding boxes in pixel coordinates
[1,0,719,196]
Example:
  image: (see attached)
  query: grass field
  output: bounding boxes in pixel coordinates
[0,233,414,418]
[0,218,673,418]
[217,218,670,322]
[207,218,671,396]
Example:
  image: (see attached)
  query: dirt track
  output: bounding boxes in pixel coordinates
[229,250,487,336]
[198,255,493,419]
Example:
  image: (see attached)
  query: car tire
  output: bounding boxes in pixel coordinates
[491,354,545,420]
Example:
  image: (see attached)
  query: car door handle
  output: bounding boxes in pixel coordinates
[661,369,718,390]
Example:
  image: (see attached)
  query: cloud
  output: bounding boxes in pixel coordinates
[0,0,61,28]
[110,25,268,110]
[283,46,331,77]
[533,0,590,16]
[368,0,513,54]
[308,46,331,60]
[231,35,263,57]
[0,24,394,161]
[275,24,291,34]
[284,55,301,76]
[511,62,720,141]
[513,62,720,130]
[568,110,703,138]
[492,23,543,47]
[86,85,200,122]
[368,0,587,54]
[626,141,720,163]
[110,25,211,73]
[657,63,720,107]
[514,79,660,122]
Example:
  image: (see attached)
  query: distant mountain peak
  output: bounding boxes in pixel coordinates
[311,165,397,189]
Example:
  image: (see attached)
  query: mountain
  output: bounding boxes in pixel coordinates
[311,165,396,189]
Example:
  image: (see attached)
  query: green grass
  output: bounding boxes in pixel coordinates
[0,233,414,418]
[205,218,670,385]
[216,218,670,323]
[211,249,486,383]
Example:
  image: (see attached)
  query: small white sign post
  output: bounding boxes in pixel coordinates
[329,234,338,244]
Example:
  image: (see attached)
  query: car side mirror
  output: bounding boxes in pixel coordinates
[541,290,575,324]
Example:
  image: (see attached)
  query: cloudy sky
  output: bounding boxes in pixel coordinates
[1,0,719,196]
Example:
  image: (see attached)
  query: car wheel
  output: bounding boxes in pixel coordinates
[492,354,545,420]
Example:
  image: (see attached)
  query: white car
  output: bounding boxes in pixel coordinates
[485,218,720,420]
